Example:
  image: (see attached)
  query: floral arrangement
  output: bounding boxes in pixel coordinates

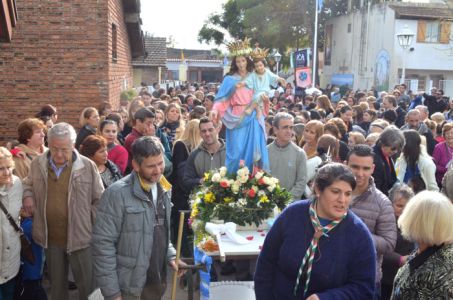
[189,163,292,251]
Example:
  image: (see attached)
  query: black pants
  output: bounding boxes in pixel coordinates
[16,280,47,300]
[171,207,193,258]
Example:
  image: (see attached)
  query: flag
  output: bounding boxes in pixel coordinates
[318,0,323,12]
[290,51,294,69]
[223,54,228,66]
[296,67,312,88]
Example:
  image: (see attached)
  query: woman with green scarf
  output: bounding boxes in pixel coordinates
[255,163,376,299]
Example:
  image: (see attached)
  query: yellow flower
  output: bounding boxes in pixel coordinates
[191,207,199,218]
[224,197,234,203]
[204,172,210,182]
[204,192,216,203]
[259,195,269,203]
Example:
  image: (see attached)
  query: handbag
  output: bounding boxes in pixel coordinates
[0,200,35,264]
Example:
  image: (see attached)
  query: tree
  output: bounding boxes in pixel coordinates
[197,0,245,45]
[198,0,348,51]
[197,0,349,79]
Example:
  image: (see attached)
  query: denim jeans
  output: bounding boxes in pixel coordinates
[0,278,16,300]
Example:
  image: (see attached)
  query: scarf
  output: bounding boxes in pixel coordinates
[293,200,347,297]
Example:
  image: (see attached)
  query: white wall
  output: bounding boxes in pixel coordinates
[323,4,397,90]
[393,19,453,72]
[323,2,453,96]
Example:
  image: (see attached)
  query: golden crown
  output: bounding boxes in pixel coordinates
[251,47,269,61]
[226,37,252,57]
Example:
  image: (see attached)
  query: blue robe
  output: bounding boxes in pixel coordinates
[215,73,270,174]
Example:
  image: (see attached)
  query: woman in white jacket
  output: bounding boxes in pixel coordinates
[0,147,22,299]
[395,130,438,192]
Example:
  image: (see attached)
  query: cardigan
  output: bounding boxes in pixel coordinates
[432,141,453,185]
[254,200,376,300]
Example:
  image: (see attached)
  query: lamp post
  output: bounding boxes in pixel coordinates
[274,50,282,75]
[396,25,415,85]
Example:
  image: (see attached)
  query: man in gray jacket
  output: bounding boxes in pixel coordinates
[92,136,185,300]
[267,112,307,200]
[183,116,226,192]
[346,144,397,299]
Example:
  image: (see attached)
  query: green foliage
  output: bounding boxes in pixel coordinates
[190,166,292,228]
[198,0,349,64]
[120,89,137,102]
[197,0,245,45]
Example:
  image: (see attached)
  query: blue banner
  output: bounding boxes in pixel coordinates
[294,49,309,68]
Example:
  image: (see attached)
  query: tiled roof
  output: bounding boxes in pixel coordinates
[167,48,220,60]
[132,36,166,66]
[389,2,453,20]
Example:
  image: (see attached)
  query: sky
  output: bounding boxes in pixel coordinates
[141,0,228,50]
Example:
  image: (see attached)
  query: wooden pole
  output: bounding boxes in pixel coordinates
[171,211,185,300]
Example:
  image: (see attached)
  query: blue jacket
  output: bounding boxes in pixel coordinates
[21,217,44,281]
[254,200,376,300]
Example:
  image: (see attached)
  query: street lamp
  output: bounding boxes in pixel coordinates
[396,25,415,85]
[274,50,282,75]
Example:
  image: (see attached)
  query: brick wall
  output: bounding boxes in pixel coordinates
[0,0,134,143]
[107,0,133,109]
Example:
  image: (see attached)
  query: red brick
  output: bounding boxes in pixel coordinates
[0,0,136,144]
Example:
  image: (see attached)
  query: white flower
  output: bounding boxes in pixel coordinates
[236,166,250,178]
[231,182,240,194]
[219,167,227,177]
[262,176,270,185]
[239,174,248,184]
[258,190,266,196]
[252,185,258,192]
[211,173,221,182]
[267,184,276,192]
[238,198,247,206]
[255,171,264,180]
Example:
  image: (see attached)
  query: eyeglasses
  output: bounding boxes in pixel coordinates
[49,146,72,154]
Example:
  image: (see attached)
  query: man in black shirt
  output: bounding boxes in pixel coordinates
[423,89,447,117]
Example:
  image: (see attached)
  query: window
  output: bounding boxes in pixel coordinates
[171,70,179,80]
[347,23,351,33]
[112,23,117,62]
[425,21,439,43]
[417,20,451,44]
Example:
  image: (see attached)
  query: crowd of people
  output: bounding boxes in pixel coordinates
[1,63,453,300]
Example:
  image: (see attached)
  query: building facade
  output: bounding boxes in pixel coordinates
[0,0,144,143]
[132,36,167,87]
[166,48,224,83]
[323,1,453,97]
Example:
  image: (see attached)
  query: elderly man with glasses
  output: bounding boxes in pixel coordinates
[22,122,104,300]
